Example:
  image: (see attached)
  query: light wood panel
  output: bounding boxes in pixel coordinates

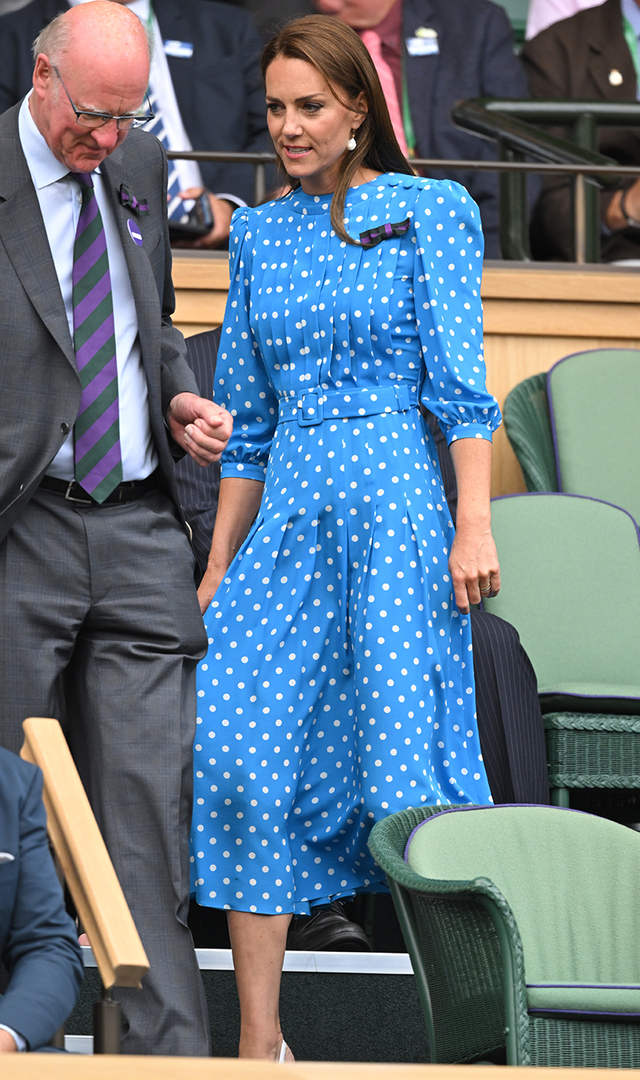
[171,255,640,495]
[4,1059,638,1080]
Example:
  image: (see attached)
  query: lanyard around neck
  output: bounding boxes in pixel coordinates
[623,14,640,94]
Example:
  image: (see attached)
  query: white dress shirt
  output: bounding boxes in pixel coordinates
[19,95,158,482]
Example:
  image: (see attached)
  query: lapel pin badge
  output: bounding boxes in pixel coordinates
[127,218,144,247]
[609,69,624,85]
[119,184,149,215]
[407,26,439,56]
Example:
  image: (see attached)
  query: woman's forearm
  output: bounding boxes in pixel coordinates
[449,437,493,528]
[448,437,500,612]
[198,476,265,613]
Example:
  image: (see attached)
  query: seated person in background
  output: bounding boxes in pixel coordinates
[0,747,83,1053]
[227,0,315,43]
[522,0,640,262]
[310,0,529,258]
[0,0,270,248]
[525,0,606,41]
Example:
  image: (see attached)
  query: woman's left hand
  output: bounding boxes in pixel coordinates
[449,523,501,613]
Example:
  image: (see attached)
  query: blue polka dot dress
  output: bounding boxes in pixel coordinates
[191,173,501,915]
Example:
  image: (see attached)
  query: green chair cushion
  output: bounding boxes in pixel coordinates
[548,349,640,526]
[484,495,640,704]
[405,805,640,1016]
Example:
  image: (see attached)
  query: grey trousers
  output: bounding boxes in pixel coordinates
[0,487,210,1055]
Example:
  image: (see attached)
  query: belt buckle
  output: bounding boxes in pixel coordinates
[298,389,323,427]
[64,480,93,505]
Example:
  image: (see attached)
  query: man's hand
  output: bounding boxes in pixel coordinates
[171,189,234,250]
[0,1029,18,1053]
[606,178,640,231]
[166,393,232,466]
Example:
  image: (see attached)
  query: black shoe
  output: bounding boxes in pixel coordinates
[286,901,371,952]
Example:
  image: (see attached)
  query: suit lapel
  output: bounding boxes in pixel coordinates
[152,0,188,98]
[584,0,636,98]
[0,108,76,369]
[403,0,440,155]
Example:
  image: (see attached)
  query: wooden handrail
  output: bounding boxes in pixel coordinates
[20,717,149,990]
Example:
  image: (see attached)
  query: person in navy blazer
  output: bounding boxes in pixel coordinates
[0,747,83,1054]
[0,0,270,209]
[313,0,529,257]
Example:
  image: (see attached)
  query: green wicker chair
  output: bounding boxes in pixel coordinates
[502,372,557,493]
[548,348,640,524]
[368,803,640,1067]
[484,493,640,806]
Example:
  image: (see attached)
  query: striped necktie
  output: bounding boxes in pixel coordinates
[360,30,410,159]
[72,172,123,503]
[145,90,188,222]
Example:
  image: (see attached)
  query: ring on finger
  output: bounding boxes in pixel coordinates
[479,581,492,594]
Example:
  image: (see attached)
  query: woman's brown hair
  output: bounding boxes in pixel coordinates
[261,14,413,244]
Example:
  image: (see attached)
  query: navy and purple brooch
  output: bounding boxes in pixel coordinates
[359,217,410,248]
[119,184,149,216]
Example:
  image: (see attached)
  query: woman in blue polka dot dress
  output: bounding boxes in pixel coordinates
[191,15,501,1060]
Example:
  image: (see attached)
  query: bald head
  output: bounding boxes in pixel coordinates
[30,1,150,172]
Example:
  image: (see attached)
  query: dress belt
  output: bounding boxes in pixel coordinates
[277,383,419,427]
[38,470,160,506]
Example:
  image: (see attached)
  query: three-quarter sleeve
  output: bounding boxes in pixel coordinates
[216,207,280,482]
[412,180,501,445]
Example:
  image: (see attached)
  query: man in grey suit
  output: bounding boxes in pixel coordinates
[0,0,231,1055]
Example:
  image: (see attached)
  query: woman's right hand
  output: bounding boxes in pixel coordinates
[197,564,228,615]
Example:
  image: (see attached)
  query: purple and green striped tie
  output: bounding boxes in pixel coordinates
[72,172,123,503]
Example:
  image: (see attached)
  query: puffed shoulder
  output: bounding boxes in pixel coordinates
[229,204,251,244]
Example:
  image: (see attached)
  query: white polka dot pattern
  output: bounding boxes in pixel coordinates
[191,174,499,916]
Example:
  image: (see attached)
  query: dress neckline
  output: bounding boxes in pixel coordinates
[282,173,410,216]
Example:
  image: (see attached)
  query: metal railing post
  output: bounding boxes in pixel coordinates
[498,140,532,261]
[254,162,266,206]
[93,987,122,1054]
[574,171,587,264]
[572,114,600,262]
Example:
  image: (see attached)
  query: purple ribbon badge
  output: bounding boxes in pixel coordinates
[119,184,149,216]
[127,218,144,247]
[359,217,411,249]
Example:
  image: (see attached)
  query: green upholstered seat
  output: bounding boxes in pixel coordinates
[368,804,640,1066]
[406,806,640,1015]
[484,493,640,805]
[503,372,557,493]
[484,494,640,710]
[548,348,640,524]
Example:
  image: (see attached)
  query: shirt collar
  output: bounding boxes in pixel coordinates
[372,0,403,47]
[18,92,102,190]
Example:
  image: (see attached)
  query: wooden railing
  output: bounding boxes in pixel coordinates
[20,717,149,1052]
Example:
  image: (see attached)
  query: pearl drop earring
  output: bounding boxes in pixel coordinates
[347,132,357,151]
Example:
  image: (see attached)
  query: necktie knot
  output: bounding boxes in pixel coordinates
[71,171,95,189]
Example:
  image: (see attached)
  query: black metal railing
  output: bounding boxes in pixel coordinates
[169,109,640,264]
[453,99,640,262]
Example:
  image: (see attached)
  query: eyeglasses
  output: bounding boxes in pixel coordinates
[52,65,154,131]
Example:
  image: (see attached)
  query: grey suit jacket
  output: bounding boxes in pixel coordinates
[0,104,199,544]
